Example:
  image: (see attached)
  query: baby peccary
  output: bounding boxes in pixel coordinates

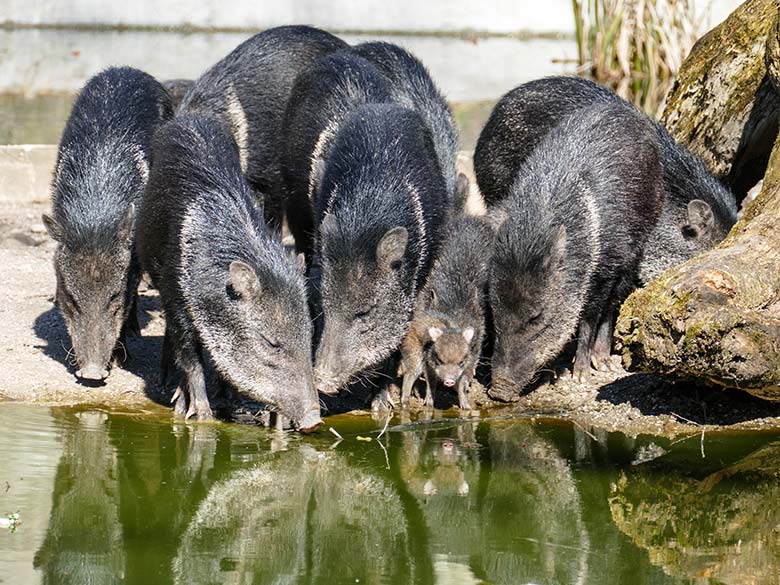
[400,216,494,410]
[282,51,393,256]
[313,103,448,410]
[489,102,664,401]
[43,66,173,382]
[350,41,468,207]
[474,76,738,283]
[138,115,321,431]
[178,25,347,227]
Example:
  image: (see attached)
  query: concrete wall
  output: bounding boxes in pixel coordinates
[2,0,743,35]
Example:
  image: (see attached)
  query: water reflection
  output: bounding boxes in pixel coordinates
[5,404,780,585]
[610,440,780,583]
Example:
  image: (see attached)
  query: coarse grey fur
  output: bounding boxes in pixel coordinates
[312,103,448,409]
[281,51,393,257]
[177,25,348,228]
[474,76,738,283]
[138,115,321,431]
[350,41,465,207]
[43,66,173,382]
[400,215,494,410]
[489,102,665,400]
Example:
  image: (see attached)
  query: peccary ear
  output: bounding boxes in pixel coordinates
[320,213,337,236]
[377,227,408,269]
[454,172,470,212]
[545,225,567,269]
[684,200,714,237]
[227,260,260,299]
[290,252,306,275]
[462,327,475,343]
[428,326,443,342]
[117,203,136,246]
[42,213,64,242]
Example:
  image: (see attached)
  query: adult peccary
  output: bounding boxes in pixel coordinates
[474,76,738,283]
[489,102,664,401]
[177,25,347,228]
[312,103,448,410]
[138,114,321,431]
[281,51,394,256]
[282,43,466,257]
[400,215,494,410]
[351,41,467,206]
[42,66,173,382]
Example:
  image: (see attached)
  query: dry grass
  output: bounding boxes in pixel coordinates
[572,0,707,114]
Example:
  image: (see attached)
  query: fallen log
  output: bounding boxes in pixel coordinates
[615,0,780,400]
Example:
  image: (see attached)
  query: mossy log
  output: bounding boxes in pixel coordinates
[660,0,780,197]
[615,0,780,400]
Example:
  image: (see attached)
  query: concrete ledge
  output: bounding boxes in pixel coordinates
[0,144,56,203]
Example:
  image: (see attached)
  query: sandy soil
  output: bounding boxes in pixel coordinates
[3,182,780,437]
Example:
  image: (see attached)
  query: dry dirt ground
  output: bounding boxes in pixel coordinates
[3,150,780,437]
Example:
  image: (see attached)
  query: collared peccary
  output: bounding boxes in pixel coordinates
[138,114,321,431]
[400,215,494,410]
[312,103,448,409]
[474,76,738,283]
[281,51,394,256]
[350,41,468,206]
[42,66,173,382]
[489,102,665,400]
[177,25,347,228]
[162,79,194,110]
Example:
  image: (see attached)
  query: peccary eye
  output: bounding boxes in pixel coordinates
[59,287,80,312]
[354,306,375,320]
[527,310,543,326]
[260,334,281,350]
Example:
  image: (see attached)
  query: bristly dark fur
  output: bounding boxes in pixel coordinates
[178,25,348,227]
[281,51,393,256]
[46,66,172,381]
[489,101,665,399]
[350,42,460,203]
[138,115,320,429]
[312,103,448,401]
[474,75,738,283]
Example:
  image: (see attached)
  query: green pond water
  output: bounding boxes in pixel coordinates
[1,404,779,584]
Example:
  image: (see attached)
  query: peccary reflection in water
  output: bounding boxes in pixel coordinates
[33,410,125,584]
[173,448,422,584]
[397,421,591,584]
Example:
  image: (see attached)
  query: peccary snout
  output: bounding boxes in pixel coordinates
[75,362,109,381]
[296,408,323,434]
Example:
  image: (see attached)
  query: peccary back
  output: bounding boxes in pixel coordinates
[178,25,347,227]
[475,76,738,283]
[281,51,393,255]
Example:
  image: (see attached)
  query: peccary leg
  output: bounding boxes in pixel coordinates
[423,362,437,408]
[572,316,599,383]
[176,343,213,421]
[371,359,398,413]
[591,311,619,372]
[160,328,176,388]
[400,350,424,408]
[456,376,472,411]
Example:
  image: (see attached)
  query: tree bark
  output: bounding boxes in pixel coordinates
[660,0,780,198]
[615,0,780,401]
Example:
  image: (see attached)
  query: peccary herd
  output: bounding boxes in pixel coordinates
[43,25,738,433]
